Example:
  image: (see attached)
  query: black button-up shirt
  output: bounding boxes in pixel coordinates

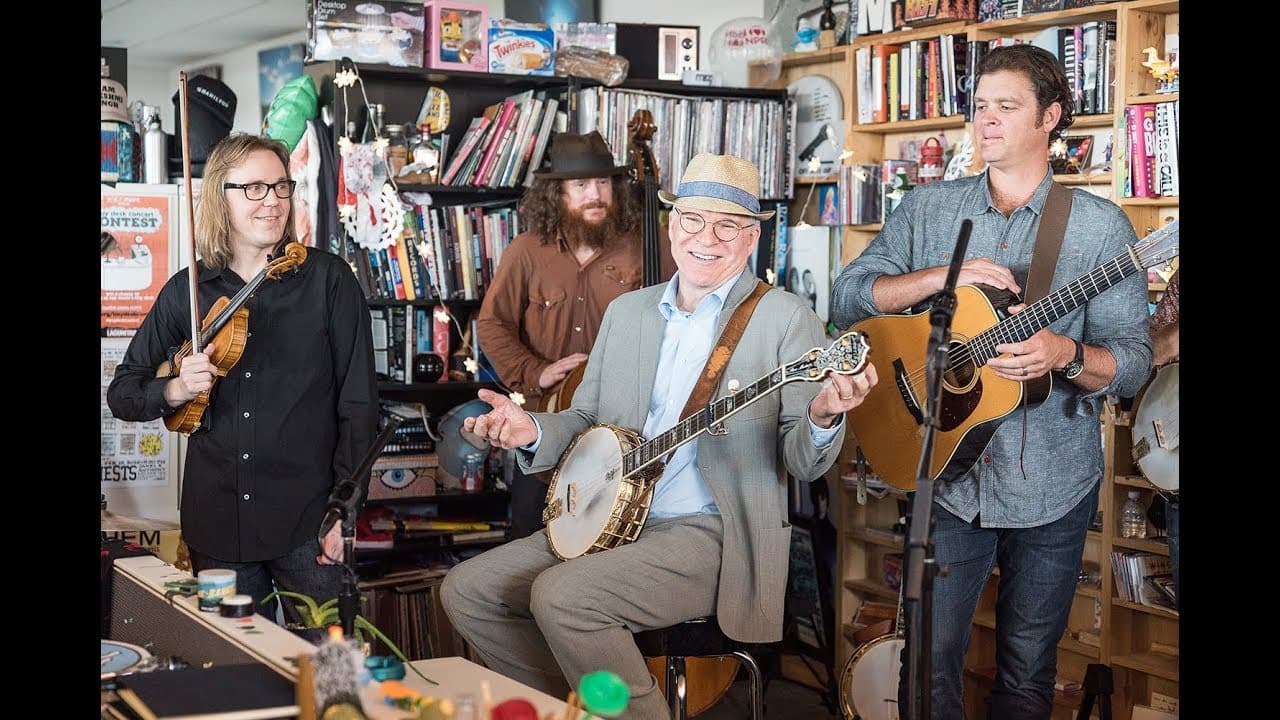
[107,248,378,562]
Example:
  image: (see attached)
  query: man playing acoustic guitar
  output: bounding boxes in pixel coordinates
[830,45,1152,719]
[476,131,645,539]
[444,154,878,719]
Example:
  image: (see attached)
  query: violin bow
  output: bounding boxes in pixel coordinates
[177,71,201,354]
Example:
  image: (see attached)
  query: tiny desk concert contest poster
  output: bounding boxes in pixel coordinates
[101,188,181,526]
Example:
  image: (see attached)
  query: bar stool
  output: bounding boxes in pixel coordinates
[633,616,779,720]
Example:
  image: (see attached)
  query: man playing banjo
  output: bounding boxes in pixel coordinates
[441,154,879,719]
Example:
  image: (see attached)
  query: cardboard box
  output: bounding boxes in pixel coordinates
[894,0,978,29]
[307,1,425,68]
[425,1,489,72]
[488,20,555,76]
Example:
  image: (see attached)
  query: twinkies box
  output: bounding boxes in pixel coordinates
[306,0,425,68]
[488,20,555,76]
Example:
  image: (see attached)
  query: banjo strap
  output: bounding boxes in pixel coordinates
[677,280,772,422]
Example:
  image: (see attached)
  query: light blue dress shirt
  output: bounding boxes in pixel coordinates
[524,269,842,519]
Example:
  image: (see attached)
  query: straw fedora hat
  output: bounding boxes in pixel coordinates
[533,131,630,180]
[658,153,775,220]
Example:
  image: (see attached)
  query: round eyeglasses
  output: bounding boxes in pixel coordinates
[673,208,754,243]
[223,180,297,201]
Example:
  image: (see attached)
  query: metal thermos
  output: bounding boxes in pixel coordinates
[143,109,167,184]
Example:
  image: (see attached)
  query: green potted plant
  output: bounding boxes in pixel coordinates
[261,590,436,685]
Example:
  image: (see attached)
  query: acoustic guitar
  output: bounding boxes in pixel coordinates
[845,220,1179,490]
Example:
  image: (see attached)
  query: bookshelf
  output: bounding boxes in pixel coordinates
[806,4,1180,718]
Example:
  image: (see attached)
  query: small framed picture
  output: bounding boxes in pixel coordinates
[1050,135,1094,174]
[425,1,488,72]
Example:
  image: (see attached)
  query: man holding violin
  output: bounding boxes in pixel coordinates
[476,131,648,539]
[107,134,379,624]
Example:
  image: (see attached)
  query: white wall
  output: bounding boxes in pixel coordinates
[125,2,771,136]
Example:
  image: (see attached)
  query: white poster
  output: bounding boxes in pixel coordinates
[785,225,834,323]
[101,327,182,523]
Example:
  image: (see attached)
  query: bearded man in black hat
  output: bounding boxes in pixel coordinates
[476,131,648,539]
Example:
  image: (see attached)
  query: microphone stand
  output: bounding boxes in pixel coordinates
[323,416,401,638]
[906,219,971,720]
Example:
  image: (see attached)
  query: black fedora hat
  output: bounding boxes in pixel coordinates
[533,131,630,180]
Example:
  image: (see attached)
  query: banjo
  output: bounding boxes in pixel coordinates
[542,330,871,560]
[840,584,905,720]
[1131,362,1178,493]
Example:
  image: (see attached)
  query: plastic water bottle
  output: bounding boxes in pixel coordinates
[1120,490,1147,539]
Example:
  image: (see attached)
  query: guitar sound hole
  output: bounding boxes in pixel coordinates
[943,342,977,388]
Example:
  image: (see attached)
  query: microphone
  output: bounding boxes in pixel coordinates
[318,416,402,539]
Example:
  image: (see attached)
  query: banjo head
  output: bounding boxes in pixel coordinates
[546,426,630,559]
[840,634,904,720]
[1132,363,1179,492]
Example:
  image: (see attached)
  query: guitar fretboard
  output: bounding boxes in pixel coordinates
[622,369,787,477]
[968,249,1138,365]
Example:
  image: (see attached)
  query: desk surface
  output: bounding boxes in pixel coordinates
[365,656,588,719]
[112,557,590,719]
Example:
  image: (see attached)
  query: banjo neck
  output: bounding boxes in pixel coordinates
[622,367,789,478]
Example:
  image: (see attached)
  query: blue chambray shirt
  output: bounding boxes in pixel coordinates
[524,269,842,518]
[830,170,1152,527]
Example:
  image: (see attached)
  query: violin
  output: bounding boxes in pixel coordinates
[158,243,307,434]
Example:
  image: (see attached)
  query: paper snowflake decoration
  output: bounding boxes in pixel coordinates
[509,392,526,407]
[373,137,389,154]
[337,135,353,155]
[765,268,776,286]
[433,308,450,323]
[337,203,356,219]
[837,148,855,162]
[464,357,478,374]
[377,184,405,247]
[806,155,822,174]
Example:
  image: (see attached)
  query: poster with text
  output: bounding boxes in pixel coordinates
[101,337,181,524]
[101,190,174,334]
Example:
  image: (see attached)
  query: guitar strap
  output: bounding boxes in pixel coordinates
[676,279,772,422]
[1024,181,1073,302]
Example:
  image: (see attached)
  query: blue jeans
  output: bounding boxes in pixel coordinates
[188,538,343,625]
[898,483,1099,720]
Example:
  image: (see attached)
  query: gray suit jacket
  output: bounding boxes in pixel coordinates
[521,269,845,642]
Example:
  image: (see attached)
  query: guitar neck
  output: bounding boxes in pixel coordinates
[623,367,788,477]
[970,248,1140,365]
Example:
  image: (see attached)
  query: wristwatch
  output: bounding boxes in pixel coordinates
[1062,339,1085,380]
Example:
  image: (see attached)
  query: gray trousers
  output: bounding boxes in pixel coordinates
[441,514,724,720]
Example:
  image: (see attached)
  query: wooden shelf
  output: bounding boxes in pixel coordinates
[1053,172,1112,185]
[852,21,969,48]
[1126,92,1179,105]
[973,610,996,630]
[1114,474,1155,489]
[1120,196,1179,207]
[394,183,523,197]
[849,527,904,550]
[850,223,883,232]
[1071,113,1118,128]
[1126,0,1181,13]
[853,115,967,134]
[843,578,899,601]
[1057,635,1101,659]
[1112,536,1169,556]
[1075,585,1100,599]
[776,46,851,69]
[1113,599,1179,620]
[1112,650,1179,682]
[367,298,483,309]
